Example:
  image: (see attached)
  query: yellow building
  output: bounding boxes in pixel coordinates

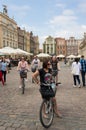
[0,6,18,48]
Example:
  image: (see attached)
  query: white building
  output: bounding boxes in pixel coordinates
[43,36,56,55]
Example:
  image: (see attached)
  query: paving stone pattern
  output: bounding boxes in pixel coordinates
[0,62,86,130]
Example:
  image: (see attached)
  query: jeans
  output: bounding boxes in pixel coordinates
[1,70,6,82]
[73,75,80,85]
[81,71,86,86]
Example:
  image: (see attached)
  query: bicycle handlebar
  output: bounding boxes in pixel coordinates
[41,82,61,86]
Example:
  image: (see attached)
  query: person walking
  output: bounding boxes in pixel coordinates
[31,56,40,72]
[32,59,62,118]
[50,55,60,85]
[1,57,8,84]
[80,55,86,87]
[0,61,4,86]
[71,58,81,88]
[31,56,40,83]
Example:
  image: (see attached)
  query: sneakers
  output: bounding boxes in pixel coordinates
[73,85,77,88]
[73,84,81,88]
[25,78,28,82]
[78,84,81,88]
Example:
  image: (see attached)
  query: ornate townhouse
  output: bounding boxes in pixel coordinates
[30,31,39,55]
[66,37,80,56]
[0,6,18,48]
[0,6,39,55]
[79,33,86,58]
[43,36,56,55]
[55,37,66,56]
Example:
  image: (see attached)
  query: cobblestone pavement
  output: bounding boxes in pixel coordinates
[0,62,86,130]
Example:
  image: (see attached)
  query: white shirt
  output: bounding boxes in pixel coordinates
[32,58,40,68]
[71,62,81,75]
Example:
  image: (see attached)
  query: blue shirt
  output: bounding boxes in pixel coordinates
[1,62,7,71]
[80,59,86,72]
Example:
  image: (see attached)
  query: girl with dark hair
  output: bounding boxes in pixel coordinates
[32,59,62,118]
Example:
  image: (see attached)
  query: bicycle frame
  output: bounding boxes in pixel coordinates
[20,69,28,94]
[21,77,25,94]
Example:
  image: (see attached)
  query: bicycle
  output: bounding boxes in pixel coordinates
[20,69,28,94]
[39,81,61,128]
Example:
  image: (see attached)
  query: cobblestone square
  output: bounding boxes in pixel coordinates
[0,62,86,130]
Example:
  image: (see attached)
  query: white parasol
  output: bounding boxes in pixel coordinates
[67,54,76,58]
[57,54,65,58]
[36,53,51,57]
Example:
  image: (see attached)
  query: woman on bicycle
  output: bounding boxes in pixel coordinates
[32,59,62,118]
[17,57,30,88]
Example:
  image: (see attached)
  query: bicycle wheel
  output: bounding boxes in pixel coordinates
[22,78,25,94]
[39,99,54,128]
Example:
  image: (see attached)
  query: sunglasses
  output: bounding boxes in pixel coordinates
[47,63,51,65]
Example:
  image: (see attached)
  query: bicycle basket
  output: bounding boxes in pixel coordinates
[39,86,55,99]
[20,71,27,78]
[31,66,36,72]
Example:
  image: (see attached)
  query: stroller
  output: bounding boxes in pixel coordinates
[0,71,4,86]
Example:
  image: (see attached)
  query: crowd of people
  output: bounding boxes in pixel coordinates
[0,54,86,119]
[71,55,86,88]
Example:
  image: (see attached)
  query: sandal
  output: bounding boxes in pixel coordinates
[55,111,62,118]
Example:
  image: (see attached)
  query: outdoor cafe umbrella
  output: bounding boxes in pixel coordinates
[0,47,16,55]
[36,53,51,57]
[15,48,33,55]
[57,54,65,58]
[67,54,76,58]
[0,52,5,56]
[76,55,81,58]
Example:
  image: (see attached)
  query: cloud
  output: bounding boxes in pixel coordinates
[49,9,77,27]
[55,3,66,9]
[81,25,86,29]
[78,2,86,13]
[62,9,74,15]
[43,8,86,40]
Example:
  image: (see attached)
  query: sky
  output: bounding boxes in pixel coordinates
[0,0,86,48]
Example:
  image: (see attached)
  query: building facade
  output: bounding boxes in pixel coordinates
[0,6,39,55]
[43,36,56,55]
[0,6,18,49]
[79,33,86,58]
[66,37,79,56]
[17,27,24,50]
[55,37,66,56]
[30,31,39,55]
